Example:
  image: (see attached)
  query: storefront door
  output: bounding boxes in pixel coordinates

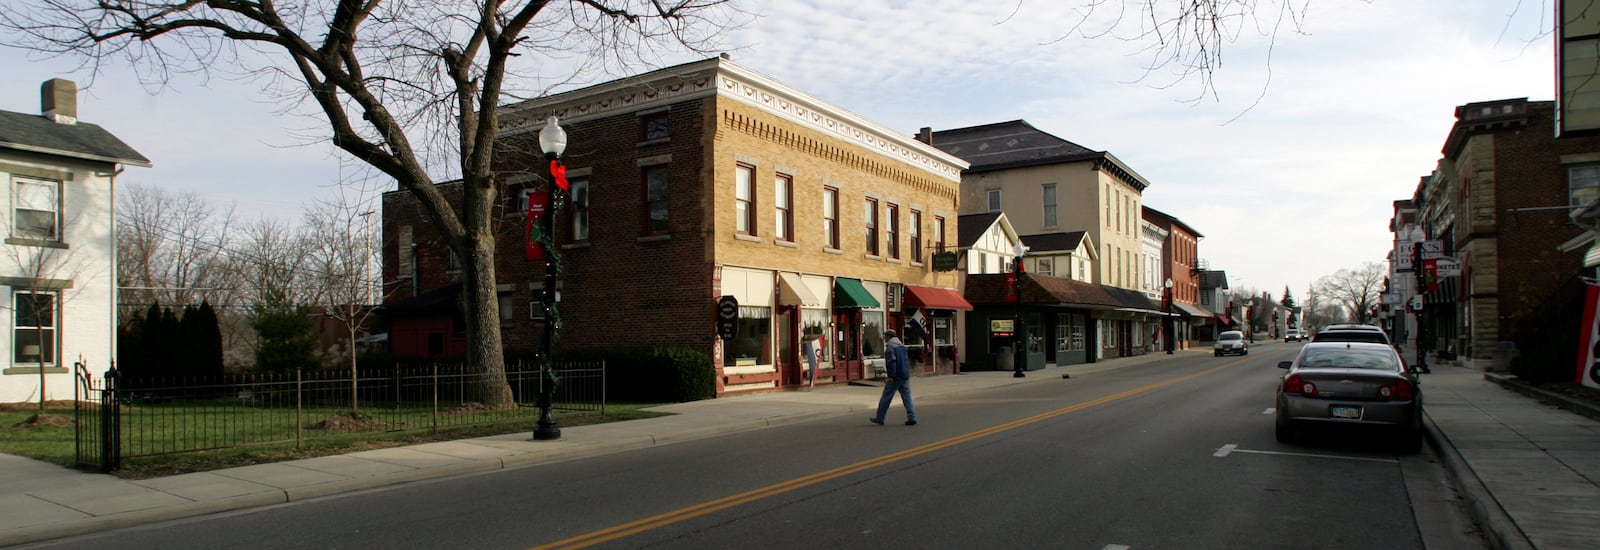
[777,307,799,386]
[834,310,862,380]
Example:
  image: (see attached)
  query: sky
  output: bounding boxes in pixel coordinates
[0,0,1558,300]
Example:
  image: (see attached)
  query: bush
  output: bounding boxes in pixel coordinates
[560,346,714,402]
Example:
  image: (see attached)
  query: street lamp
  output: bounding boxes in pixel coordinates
[1164,278,1174,354]
[1013,242,1028,378]
[534,116,567,441]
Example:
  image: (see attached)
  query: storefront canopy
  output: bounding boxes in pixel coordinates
[903,284,974,311]
[778,272,822,306]
[1174,302,1214,318]
[834,277,880,308]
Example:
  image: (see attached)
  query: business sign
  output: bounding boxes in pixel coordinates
[716,295,739,340]
[1436,257,1462,278]
[1395,240,1445,271]
[1578,283,1600,389]
[931,251,960,271]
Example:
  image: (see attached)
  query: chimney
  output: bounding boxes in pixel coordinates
[41,79,77,125]
[916,127,933,145]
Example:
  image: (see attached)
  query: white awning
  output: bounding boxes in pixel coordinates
[777,272,821,306]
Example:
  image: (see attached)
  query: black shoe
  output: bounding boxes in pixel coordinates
[869,417,884,425]
[905,420,917,426]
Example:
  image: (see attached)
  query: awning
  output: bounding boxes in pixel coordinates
[903,284,974,311]
[777,272,821,306]
[834,278,880,308]
[1174,302,1214,318]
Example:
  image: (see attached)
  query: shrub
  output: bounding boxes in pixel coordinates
[561,346,714,402]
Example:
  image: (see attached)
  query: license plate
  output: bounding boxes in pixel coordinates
[1330,405,1363,420]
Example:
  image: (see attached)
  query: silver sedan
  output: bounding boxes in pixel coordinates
[1274,342,1423,453]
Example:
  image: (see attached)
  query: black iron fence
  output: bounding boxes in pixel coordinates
[73,361,604,471]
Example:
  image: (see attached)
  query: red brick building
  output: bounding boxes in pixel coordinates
[382,57,971,394]
[1419,98,1600,366]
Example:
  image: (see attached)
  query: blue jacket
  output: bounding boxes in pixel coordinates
[884,337,911,380]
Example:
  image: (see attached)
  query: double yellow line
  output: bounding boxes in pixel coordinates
[533,360,1240,549]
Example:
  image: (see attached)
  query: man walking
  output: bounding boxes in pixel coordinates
[870,329,917,426]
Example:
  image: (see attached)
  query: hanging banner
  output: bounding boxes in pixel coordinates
[1579,283,1600,389]
[1421,259,1439,293]
[525,191,549,262]
[1005,272,1018,304]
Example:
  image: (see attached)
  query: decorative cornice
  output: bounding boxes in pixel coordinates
[498,58,966,184]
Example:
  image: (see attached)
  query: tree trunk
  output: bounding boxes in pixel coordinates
[348,320,359,413]
[462,208,514,408]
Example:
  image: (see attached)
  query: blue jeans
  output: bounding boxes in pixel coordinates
[874,377,916,422]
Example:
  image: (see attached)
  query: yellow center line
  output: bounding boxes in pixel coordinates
[532,359,1243,550]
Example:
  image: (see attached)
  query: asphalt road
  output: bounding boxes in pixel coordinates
[26,345,1485,550]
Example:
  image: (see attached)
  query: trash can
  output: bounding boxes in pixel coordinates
[995,346,1014,372]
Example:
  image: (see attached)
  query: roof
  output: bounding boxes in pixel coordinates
[965,273,1159,313]
[0,109,150,167]
[1141,206,1203,239]
[929,119,1148,190]
[956,211,1003,248]
[380,284,461,316]
[1020,231,1087,253]
[1199,270,1230,290]
[1099,285,1161,313]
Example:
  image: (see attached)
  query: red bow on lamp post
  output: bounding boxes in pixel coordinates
[549,160,569,192]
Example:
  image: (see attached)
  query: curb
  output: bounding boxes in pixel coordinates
[1421,412,1535,550]
[1482,372,1600,423]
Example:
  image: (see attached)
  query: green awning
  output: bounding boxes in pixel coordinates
[834,277,880,308]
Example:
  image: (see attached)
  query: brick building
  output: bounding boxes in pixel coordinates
[1413,98,1600,367]
[1142,206,1208,349]
[381,57,971,394]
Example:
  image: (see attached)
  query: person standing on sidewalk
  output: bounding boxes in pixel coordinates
[871,329,917,426]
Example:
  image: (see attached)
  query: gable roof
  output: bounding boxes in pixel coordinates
[957,211,1005,248]
[0,109,150,167]
[928,119,1148,191]
[1199,270,1230,290]
[1020,231,1087,254]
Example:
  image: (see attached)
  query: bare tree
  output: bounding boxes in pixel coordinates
[1,0,741,407]
[116,182,236,318]
[1315,262,1388,325]
[304,189,383,410]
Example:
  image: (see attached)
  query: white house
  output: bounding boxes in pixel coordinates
[0,79,149,404]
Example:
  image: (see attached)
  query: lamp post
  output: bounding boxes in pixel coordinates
[1013,242,1028,378]
[534,117,567,441]
[1247,298,1257,343]
[1163,278,1174,354]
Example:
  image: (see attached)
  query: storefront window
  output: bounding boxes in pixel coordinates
[933,317,952,346]
[723,306,772,366]
[862,310,885,358]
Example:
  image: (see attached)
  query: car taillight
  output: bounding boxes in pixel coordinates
[1285,374,1317,396]
[1378,380,1415,400]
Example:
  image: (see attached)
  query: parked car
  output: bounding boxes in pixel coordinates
[1284,329,1306,342]
[1213,330,1248,356]
[1312,324,1391,345]
[1275,342,1423,452]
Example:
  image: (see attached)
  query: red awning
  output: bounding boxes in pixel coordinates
[903,285,974,311]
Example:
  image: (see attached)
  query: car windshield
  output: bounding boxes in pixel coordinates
[1219,333,1242,341]
[1298,347,1399,370]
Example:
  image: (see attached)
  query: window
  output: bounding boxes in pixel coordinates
[644,165,670,234]
[13,291,56,366]
[13,178,60,240]
[865,198,880,256]
[1570,165,1600,210]
[568,178,590,242]
[986,189,1001,212]
[735,163,756,235]
[1104,185,1111,225]
[516,187,535,212]
[823,187,839,249]
[641,112,669,141]
[1042,184,1057,227]
[886,203,900,259]
[909,210,922,262]
[935,216,946,252]
[775,174,793,242]
[802,308,830,359]
[1038,258,1054,276]
[498,292,514,323]
[723,306,772,366]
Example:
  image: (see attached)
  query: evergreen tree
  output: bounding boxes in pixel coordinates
[1281,286,1297,309]
[190,300,225,376]
[253,293,317,374]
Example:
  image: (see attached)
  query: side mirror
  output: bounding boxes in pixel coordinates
[1277,361,1292,369]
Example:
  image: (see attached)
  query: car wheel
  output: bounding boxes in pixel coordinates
[1213,351,1221,357]
[1242,349,1249,355]
[1275,418,1296,443]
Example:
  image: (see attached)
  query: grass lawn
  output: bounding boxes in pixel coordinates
[1,401,670,479]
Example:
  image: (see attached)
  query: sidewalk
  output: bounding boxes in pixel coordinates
[2,343,1595,548]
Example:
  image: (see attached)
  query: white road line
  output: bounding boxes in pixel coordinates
[1213,444,1398,463]
[1262,408,1275,415]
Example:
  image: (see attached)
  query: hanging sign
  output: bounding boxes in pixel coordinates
[525,191,549,262]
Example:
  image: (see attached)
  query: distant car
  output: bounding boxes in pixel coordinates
[1312,324,1391,346]
[1275,342,1423,453]
[1213,330,1248,356]
[1284,329,1306,342]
